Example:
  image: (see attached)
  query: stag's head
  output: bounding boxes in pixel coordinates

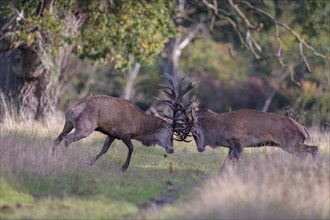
[155,121,174,154]
[157,72,209,153]
[190,110,206,152]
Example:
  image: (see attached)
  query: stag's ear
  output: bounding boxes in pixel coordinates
[161,120,168,127]
[192,110,198,124]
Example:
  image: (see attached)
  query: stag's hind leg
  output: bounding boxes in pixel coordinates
[304,144,318,159]
[279,145,308,159]
[54,119,74,145]
[53,119,74,155]
[279,141,317,159]
[64,117,96,147]
[89,136,115,165]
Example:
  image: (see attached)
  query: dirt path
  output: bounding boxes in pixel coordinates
[135,180,189,219]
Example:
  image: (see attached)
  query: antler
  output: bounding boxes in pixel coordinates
[155,72,198,142]
[153,72,198,142]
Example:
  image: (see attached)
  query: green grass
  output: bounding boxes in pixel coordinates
[0,121,329,219]
[0,178,33,207]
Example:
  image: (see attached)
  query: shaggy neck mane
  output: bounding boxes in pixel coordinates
[135,114,163,146]
[200,114,225,147]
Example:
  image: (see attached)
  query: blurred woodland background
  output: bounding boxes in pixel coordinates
[0,0,329,126]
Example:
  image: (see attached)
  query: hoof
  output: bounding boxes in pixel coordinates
[311,146,318,159]
[121,165,128,172]
[89,160,96,166]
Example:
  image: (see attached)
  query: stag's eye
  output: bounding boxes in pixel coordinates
[161,121,168,128]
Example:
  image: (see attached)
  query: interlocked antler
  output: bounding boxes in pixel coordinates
[156,72,198,142]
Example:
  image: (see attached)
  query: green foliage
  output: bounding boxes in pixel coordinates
[180,38,248,81]
[0,0,176,69]
[78,0,175,68]
[297,0,330,37]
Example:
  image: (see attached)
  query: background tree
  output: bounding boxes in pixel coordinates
[1,0,328,125]
[175,0,329,124]
[59,0,329,126]
[0,0,175,120]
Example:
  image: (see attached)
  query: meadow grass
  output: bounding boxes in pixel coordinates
[0,120,329,219]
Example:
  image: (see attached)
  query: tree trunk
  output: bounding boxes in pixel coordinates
[122,61,141,101]
[262,89,276,112]
[162,20,203,86]
[0,45,71,121]
[0,9,84,122]
[162,38,180,78]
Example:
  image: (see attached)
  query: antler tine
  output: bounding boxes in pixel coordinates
[154,98,175,111]
[193,101,200,110]
[153,96,174,107]
[160,90,175,100]
[159,84,175,96]
[153,96,172,104]
[180,72,190,81]
[150,107,172,123]
[174,136,192,143]
[179,80,199,99]
[173,136,186,142]
[173,122,192,132]
[172,104,192,112]
[183,100,193,109]
[174,129,190,138]
[162,73,176,95]
[174,131,192,142]
[163,73,175,83]
[154,111,174,121]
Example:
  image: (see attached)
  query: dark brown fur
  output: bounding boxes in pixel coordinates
[192,109,318,172]
[54,95,173,171]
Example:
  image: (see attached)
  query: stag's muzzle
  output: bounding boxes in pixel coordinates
[197,147,205,152]
[166,146,174,154]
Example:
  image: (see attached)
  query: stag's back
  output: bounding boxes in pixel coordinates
[66,95,147,136]
[199,109,308,147]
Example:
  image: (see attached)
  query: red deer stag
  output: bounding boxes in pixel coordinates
[54,95,174,171]
[166,75,318,173]
[186,109,318,172]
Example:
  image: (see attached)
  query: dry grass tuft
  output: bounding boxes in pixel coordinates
[0,120,106,180]
[0,121,329,219]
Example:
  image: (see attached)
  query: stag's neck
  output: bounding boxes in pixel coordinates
[141,114,163,133]
[135,114,163,146]
[200,114,227,148]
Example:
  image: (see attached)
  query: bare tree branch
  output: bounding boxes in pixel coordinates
[178,23,204,52]
[272,24,298,85]
[228,0,258,30]
[202,0,261,59]
[240,1,329,64]
[202,0,328,77]
[1,6,25,29]
[202,0,218,15]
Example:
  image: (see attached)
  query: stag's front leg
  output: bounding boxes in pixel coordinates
[121,137,134,171]
[90,136,115,165]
